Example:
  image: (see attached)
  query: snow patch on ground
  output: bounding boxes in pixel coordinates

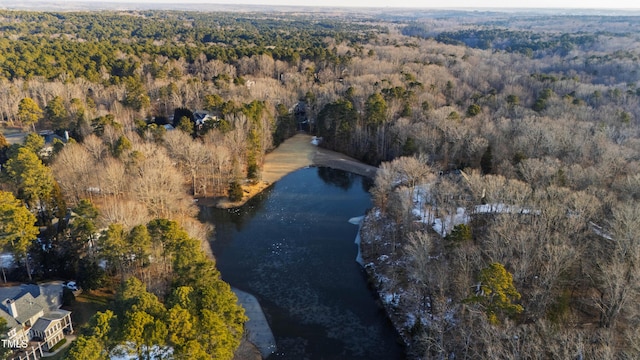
[410,185,536,237]
[111,344,173,359]
[0,253,14,268]
[311,136,322,146]
[382,292,401,307]
[405,313,416,329]
[426,207,470,237]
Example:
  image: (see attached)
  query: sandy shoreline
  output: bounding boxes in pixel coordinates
[232,288,277,360]
[208,133,377,208]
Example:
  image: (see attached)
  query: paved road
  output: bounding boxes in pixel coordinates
[1,128,27,145]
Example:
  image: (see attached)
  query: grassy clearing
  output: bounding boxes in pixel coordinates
[66,289,114,327]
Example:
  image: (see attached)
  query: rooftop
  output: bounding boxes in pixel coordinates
[0,282,65,330]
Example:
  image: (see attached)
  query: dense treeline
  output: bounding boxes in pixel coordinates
[0,120,247,358]
[427,28,596,56]
[363,156,640,357]
[353,13,640,360]
[0,10,383,81]
[66,219,246,360]
[0,8,639,359]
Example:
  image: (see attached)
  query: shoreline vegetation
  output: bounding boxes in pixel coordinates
[200,133,378,209]
[0,6,636,359]
[206,134,381,359]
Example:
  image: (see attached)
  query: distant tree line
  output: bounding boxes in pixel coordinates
[0,8,639,359]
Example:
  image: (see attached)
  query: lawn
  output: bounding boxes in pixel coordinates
[40,289,114,358]
[65,288,114,328]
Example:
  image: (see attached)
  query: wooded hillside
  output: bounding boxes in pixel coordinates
[0,8,638,359]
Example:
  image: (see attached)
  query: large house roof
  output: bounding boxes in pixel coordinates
[31,309,71,333]
[30,317,52,333]
[10,293,43,324]
[0,282,65,330]
[0,307,19,329]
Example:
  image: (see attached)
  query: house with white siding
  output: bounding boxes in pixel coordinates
[0,282,72,353]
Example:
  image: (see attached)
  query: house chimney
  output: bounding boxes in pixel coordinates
[6,299,17,318]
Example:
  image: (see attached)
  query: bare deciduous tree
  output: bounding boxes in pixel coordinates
[164,130,210,196]
[593,202,640,328]
[51,142,95,203]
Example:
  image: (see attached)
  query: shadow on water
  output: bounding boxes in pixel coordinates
[199,184,274,232]
[201,167,405,360]
[316,166,375,193]
[317,167,356,190]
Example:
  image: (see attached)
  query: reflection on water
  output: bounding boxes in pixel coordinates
[202,167,404,360]
[317,167,375,193]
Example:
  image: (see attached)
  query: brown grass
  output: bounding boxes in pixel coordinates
[211,133,377,208]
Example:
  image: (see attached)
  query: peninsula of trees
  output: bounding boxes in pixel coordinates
[0,7,639,359]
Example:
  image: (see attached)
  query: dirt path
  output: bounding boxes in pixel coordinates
[213,133,377,208]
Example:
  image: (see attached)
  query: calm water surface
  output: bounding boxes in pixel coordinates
[202,167,404,360]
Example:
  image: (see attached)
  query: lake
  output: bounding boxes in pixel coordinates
[202,167,404,360]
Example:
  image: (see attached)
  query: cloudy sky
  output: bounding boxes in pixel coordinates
[83,0,638,9]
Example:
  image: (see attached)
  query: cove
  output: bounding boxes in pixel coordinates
[201,167,404,360]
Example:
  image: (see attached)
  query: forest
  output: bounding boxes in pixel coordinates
[0,7,639,359]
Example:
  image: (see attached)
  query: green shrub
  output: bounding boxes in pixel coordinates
[466,104,481,117]
[48,338,67,352]
[228,181,243,202]
[247,163,259,180]
[547,290,571,324]
[446,224,472,244]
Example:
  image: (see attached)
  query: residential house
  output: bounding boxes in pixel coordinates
[38,130,69,158]
[0,282,72,352]
[192,110,218,127]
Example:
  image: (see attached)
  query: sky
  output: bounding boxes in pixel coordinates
[80,0,639,10]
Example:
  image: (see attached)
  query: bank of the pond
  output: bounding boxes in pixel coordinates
[199,133,377,208]
[200,137,408,359]
[233,288,277,359]
[205,167,404,359]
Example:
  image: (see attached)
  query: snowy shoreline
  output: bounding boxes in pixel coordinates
[350,215,411,354]
[232,288,277,359]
